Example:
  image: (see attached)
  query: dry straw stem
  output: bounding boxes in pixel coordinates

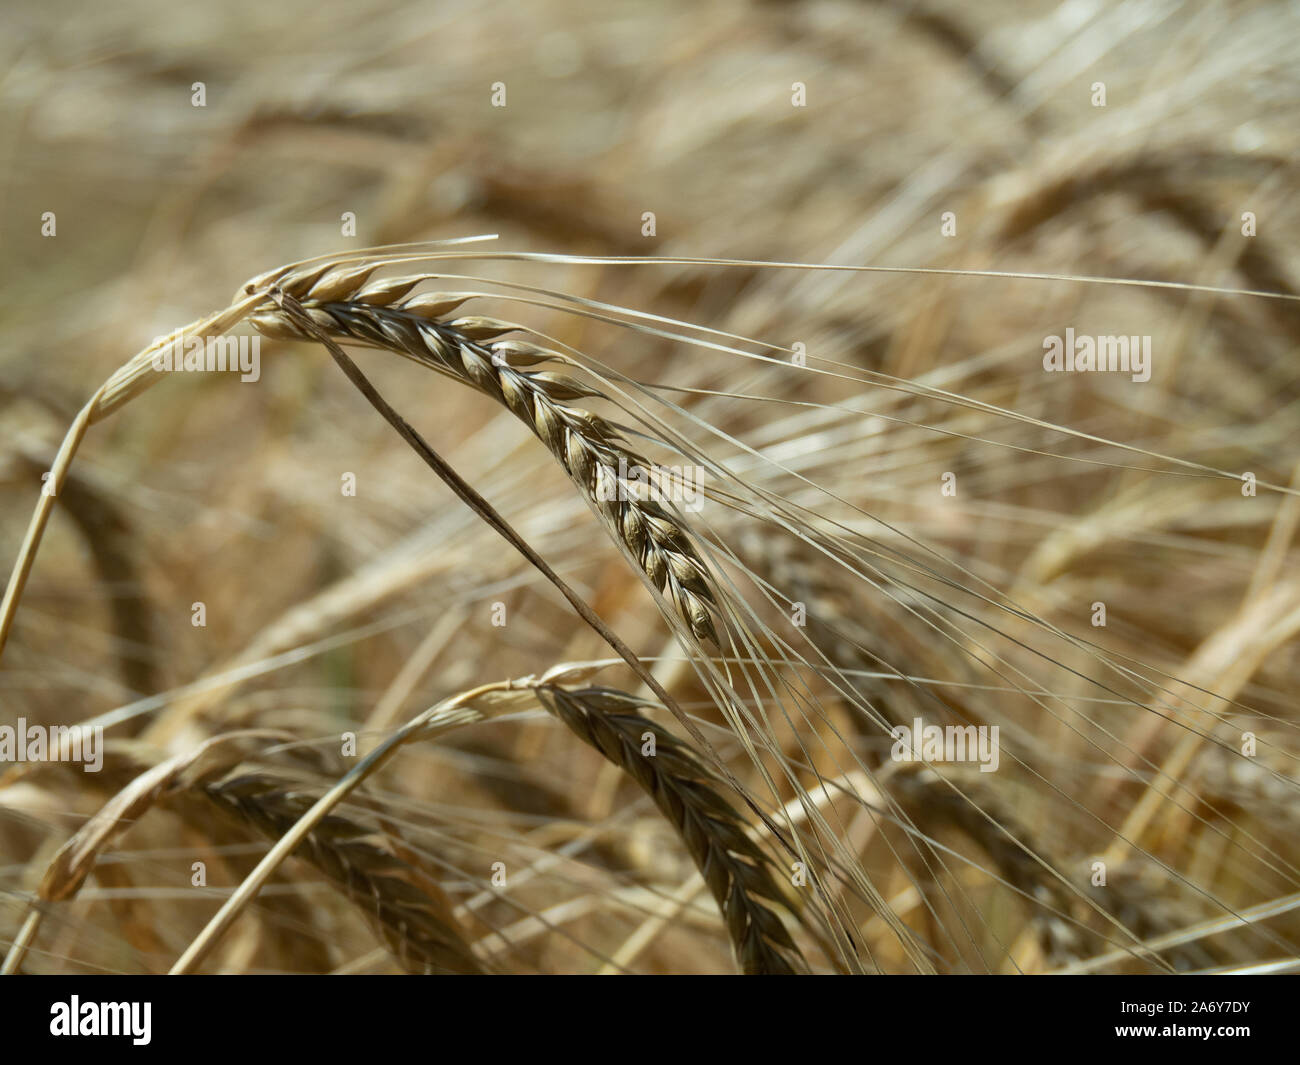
[1058,890,1300,976]
[6,441,156,696]
[534,684,808,974]
[0,299,261,662]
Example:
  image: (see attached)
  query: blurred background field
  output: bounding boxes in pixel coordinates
[1,0,1298,974]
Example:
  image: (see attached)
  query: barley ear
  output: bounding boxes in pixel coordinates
[203,772,485,974]
[534,684,807,974]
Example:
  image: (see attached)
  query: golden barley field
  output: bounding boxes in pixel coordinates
[2,0,1299,977]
